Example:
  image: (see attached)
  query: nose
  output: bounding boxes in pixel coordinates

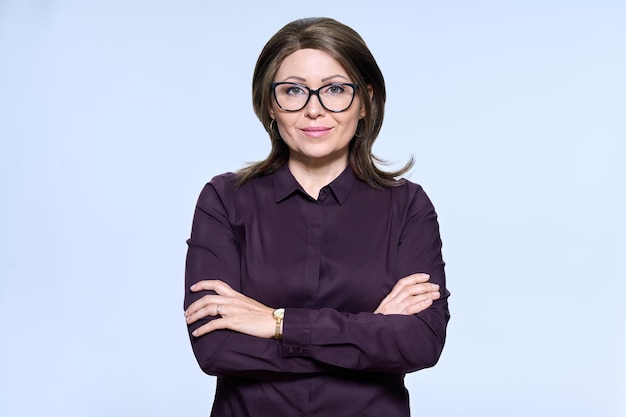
[304,91,325,118]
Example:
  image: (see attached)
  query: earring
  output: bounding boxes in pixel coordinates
[355,119,365,138]
[269,119,276,131]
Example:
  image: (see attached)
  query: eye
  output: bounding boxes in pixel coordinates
[285,85,307,96]
[323,84,347,95]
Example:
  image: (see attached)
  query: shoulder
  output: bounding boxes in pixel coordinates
[387,178,438,220]
[389,178,429,203]
[206,172,238,193]
[352,176,432,208]
[198,170,275,209]
[195,172,239,210]
[390,178,424,194]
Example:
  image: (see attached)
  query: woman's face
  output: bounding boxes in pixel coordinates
[269,48,364,168]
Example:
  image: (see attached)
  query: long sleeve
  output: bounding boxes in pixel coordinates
[184,167,450,380]
[184,179,330,379]
[280,183,450,373]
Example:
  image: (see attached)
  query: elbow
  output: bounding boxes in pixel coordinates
[189,336,234,377]
[186,324,224,377]
[401,333,445,373]
[396,314,448,373]
[418,337,446,370]
[189,341,217,377]
[193,343,219,376]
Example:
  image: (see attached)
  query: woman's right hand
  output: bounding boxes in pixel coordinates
[374,273,440,315]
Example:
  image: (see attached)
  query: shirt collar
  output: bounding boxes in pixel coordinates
[274,163,357,205]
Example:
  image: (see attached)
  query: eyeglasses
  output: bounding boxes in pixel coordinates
[271,82,359,113]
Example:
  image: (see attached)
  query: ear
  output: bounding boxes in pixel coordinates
[360,85,374,118]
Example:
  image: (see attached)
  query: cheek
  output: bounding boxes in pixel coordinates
[274,112,299,130]
[348,109,364,130]
[274,116,296,143]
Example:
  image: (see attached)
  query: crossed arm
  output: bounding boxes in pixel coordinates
[184,179,449,377]
[185,273,441,339]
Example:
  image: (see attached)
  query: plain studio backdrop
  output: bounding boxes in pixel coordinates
[1,1,624,416]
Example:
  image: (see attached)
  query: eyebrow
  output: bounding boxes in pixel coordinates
[322,74,350,82]
[279,74,350,83]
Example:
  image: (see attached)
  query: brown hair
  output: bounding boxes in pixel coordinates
[237,17,413,188]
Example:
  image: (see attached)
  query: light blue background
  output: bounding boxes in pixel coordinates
[1,1,624,416]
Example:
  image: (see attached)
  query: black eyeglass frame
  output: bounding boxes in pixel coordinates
[271,82,360,113]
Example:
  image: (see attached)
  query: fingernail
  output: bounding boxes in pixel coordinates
[190,284,197,290]
[431,283,439,289]
[192,330,198,337]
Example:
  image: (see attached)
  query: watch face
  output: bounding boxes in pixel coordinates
[273,308,285,319]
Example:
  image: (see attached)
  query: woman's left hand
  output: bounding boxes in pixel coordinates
[373,273,440,315]
[185,280,276,339]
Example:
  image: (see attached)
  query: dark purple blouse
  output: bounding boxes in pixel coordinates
[184,164,450,417]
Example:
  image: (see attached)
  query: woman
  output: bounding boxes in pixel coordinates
[184,17,450,417]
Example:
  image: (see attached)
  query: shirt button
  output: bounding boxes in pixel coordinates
[321,187,328,194]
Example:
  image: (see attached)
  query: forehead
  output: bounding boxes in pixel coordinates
[274,48,350,82]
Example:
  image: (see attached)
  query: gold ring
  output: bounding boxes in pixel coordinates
[217,304,222,315]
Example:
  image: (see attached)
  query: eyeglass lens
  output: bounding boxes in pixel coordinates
[273,83,356,112]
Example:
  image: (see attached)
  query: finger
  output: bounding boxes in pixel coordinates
[391,283,440,305]
[190,280,234,295]
[385,273,431,300]
[400,273,431,285]
[185,294,224,317]
[377,289,440,315]
[407,289,440,306]
[191,318,228,337]
[400,291,441,314]
[376,274,428,308]
[407,291,441,314]
[412,291,440,304]
[186,301,224,325]
[381,283,438,311]
[403,298,433,315]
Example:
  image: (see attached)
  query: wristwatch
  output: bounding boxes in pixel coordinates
[272,308,285,340]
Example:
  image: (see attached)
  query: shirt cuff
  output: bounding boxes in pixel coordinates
[281,308,312,357]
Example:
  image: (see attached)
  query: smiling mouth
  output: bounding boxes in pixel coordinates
[301,126,331,138]
[302,126,331,132]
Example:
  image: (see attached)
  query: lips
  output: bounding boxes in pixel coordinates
[301,126,331,138]
[302,126,330,132]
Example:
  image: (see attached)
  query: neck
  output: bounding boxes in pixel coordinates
[288,155,348,199]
